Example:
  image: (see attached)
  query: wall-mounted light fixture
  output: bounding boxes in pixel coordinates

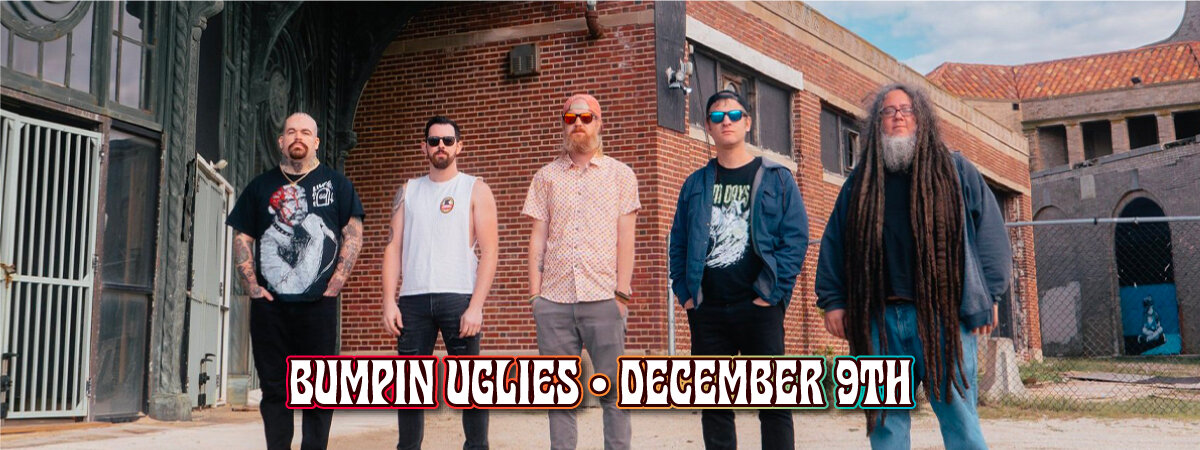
[666,60,693,94]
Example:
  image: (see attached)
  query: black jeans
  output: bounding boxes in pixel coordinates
[687,301,793,450]
[395,293,488,450]
[250,296,338,450]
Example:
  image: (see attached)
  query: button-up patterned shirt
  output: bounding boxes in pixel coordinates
[522,154,641,304]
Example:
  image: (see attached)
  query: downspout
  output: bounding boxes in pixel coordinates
[667,235,675,355]
[585,0,605,39]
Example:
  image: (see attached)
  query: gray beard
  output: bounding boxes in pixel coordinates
[882,135,916,173]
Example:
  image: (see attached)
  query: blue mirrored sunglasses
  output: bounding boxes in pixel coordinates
[708,110,745,123]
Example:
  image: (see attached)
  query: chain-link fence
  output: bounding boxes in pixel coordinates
[980,216,1200,415]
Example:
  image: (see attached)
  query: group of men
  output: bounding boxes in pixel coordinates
[227,83,1012,450]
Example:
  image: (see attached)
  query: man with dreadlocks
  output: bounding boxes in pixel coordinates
[816,83,1012,449]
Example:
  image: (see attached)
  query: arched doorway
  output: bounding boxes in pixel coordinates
[1115,198,1180,355]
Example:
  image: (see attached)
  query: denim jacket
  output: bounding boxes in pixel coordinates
[669,157,810,309]
[815,152,1013,329]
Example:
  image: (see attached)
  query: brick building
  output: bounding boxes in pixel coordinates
[926,2,1200,356]
[343,1,1038,359]
[0,0,1042,424]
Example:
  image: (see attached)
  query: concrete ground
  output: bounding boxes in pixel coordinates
[3,405,1198,449]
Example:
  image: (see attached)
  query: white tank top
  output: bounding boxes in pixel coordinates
[398,173,478,296]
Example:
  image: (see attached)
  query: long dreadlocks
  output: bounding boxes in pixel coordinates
[844,83,968,432]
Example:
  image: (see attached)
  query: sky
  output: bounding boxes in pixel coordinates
[806,1,1188,74]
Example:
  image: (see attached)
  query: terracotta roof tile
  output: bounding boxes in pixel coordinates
[926,62,1018,100]
[926,41,1200,100]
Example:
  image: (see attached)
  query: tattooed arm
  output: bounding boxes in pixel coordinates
[380,184,406,336]
[322,216,363,297]
[234,232,274,301]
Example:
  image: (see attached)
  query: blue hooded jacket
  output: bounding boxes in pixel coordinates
[815,152,1012,329]
[669,157,810,309]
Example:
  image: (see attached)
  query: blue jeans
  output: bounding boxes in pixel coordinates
[868,303,986,450]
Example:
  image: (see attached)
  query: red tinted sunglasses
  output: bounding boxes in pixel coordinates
[562,112,595,125]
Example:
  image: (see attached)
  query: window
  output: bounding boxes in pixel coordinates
[102,128,160,289]
[1174,110,1200,141]
[820,104,858,177]
[1,1,96,92]
[688,48,793,157]
[1037,125,1068,169]
[1081,120,1112,160]
[1126,115,1158,150]
[109,1,156,111]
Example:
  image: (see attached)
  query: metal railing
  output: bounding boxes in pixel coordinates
[985,216,1200,415]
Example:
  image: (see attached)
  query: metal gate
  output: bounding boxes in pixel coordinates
[0,110,102,419]
[186,156,233,408]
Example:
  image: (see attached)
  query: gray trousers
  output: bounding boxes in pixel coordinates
[532,297,631,450]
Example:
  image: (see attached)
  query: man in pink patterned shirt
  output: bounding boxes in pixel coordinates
[522,94,639,450]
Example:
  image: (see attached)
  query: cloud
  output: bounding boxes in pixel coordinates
[807,1,1187,73]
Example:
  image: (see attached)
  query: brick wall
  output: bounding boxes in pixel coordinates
[347,1,1038,357]
[346,1,659,353]
[676,2,1035,356]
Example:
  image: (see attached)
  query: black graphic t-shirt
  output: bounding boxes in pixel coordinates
[226,165,365,302]
[702,157,763,305]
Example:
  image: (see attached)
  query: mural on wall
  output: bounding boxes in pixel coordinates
[1120,285,1181,355]
[1115,198,1180,355]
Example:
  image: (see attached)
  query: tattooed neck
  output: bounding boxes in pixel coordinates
[281,158,318,175]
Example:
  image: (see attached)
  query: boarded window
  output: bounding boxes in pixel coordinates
[1038,125,1068,169]
[756,79,792,156]
[688,46,793,158]
[820,104,858,177]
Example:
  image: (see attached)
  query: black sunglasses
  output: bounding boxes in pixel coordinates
[708,110,746,123]
[425,136,458,147]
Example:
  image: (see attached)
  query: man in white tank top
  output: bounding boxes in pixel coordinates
[380,116,498,450]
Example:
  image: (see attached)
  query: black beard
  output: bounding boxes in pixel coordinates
[429,151,453,169]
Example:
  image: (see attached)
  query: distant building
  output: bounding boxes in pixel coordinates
[927,1,1200,357]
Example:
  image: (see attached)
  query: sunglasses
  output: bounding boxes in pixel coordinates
[425,136,458,147]
[563,112,596,125]
[708,110,746,123]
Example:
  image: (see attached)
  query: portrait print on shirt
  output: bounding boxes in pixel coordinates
[226,165,365,303]
[260,184,339,294]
